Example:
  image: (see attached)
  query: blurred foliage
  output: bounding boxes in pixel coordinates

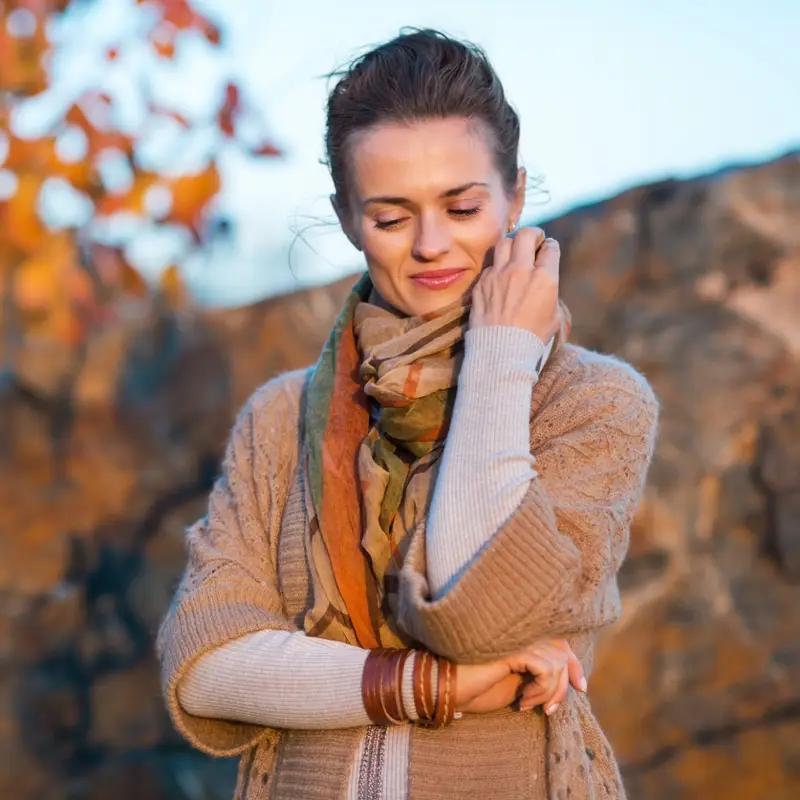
[0,0,280,374]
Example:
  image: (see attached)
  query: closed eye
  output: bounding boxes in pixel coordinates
[374,217,408,230]
[373,207,481,230]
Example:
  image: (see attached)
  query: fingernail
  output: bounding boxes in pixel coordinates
[519,703,531,712]
[545,703,560,716]
[579,677,588,692]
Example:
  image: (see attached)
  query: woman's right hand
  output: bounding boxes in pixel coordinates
[470,226,561,344]
[455,639,586,716]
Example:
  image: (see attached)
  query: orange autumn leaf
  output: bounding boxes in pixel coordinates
[148,102,191,128]
[48,299,85,346]
[64,98,133,155]
[2,0,237,359]
[160,0,194,29]
[95,172,161,217]
[203,22,221,45]
[149,21,177,59]
[162,0,217,33]
[14,233,77,312]
[218,82,240,137]
[119,260,150,297]
[5,174,46,254]
[152,38,176,59]
[5,133,50,172]
[0,12,49,94]
[158,263,188,307]
[90,244,150,298]
[250,141,281,157]
[5,134,94,192]
[165,164,220,230]
[64,262,95,308]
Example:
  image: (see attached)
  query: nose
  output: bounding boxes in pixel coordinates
[411,213,451,263]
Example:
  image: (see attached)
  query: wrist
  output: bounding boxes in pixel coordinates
[462,326,547,385]
[361,649,457,728]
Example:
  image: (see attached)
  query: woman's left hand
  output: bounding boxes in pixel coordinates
[508,639,586,716]
[456,638,586,716]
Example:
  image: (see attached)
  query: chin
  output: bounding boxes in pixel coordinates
[402,285,469,318]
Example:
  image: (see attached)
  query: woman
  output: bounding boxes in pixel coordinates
[157,28,659,800]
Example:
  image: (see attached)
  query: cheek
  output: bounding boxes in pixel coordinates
[360,226,409,275]
[458,210,506,253]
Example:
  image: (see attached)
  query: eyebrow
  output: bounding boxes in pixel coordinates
[363,181,490,206]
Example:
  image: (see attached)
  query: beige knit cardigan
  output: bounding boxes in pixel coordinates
[157,342,659,799]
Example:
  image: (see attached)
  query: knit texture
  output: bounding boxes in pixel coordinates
[426,325,549,598]
[177,325,550,798]
[157,342,659,799]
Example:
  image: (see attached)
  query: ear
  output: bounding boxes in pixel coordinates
[330,194,362,252]
[511,167,526,224]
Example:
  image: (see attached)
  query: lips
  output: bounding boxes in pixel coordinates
[410,268,466,279]
[410,268,467,290]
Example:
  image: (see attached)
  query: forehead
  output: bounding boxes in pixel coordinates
[349,117,497,200]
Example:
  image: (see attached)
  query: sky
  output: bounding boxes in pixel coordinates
[20,0,800,306]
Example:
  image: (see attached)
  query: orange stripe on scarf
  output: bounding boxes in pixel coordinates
[318,316,379,649]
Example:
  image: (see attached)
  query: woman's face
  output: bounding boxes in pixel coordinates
[335,117,525,318]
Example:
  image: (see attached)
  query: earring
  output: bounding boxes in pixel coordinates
[507,220,517,234]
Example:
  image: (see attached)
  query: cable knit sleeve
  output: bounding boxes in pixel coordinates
[425,326,549,598]
[395,351,659,663]
[156,371,306,756]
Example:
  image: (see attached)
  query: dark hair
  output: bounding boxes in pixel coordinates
[325,28,520,210]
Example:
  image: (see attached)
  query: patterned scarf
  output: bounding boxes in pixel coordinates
[302,270,570,649]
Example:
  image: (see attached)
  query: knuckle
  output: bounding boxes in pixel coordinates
[541,272,559,291]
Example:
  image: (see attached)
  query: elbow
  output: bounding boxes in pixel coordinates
[174,656,216,719]
[176,675,203,718]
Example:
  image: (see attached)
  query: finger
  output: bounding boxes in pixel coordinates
[532,642,569,671]
[507,226,544,271]
[533,238,560,287]
[528,226,547,253]
[532,654,561,696]
[515,651,558,696]
[545,667,570,716]
[491,230,514,270]
[519,664,566,712]
[519,676,553,709]
[566,650,587,693]
[547,641,587,693]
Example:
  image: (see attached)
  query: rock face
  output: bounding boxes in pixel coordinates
[1,149,798,799]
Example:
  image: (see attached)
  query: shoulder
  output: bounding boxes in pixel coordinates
[229,367,311,453]
[539,344,660,437]
[552,344,658,408]
[246,367,310,425]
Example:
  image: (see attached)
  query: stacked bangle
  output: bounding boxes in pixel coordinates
[362,647,457,728]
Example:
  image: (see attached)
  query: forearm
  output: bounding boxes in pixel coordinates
[426,325,550,598]
[177,629,421,730]
[396,357,659,662]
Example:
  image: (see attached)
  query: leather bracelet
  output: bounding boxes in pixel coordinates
[378,649,405,725]
[420,655,456,728]
[362,648,391,724]
[422,651,436,723]
[413,650,430,720]
[440,656,456,727]
[363,648,411,726]
[392,649,413,722]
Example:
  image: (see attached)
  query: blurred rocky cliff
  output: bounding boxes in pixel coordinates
[1,150,798,799]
